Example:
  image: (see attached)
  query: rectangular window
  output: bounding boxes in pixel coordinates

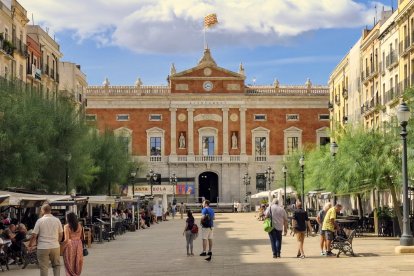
[286,114,299,121]
[85,114,96,121]
[319,114,330,121]
[202,136,214,156]
[116,114,129,121]
[287,137,299,154]
[254,114,267,121]
[150,137,161,156]
[256,173,266,192]
[320,137,330,146]
[255,137,266,156]
[149,114,162,121]
[119,136,130,155]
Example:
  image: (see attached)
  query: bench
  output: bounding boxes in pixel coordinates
[330,229,356,257]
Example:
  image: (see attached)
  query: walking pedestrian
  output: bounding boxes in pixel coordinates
[199,200,215,261]
[322,204,343,257]
[62,212,84,276]
[183,210,196,256]
[264,199,288,258]
[28,204,63,276]
[293,202,312,259]
[179,202,185,219]
[317,202,332,255]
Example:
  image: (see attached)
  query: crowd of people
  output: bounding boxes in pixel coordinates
[263,198,344,259]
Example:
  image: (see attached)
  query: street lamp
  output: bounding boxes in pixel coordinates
[130,168,138,197]
[169,172,178,200]
[63,153,72,195]
[330,141,339,157]
[242,172,251,203]
[397,102,414,246]
[299,155,305,207]
[282,165,288,207]
[264,166,275,191]
[146,169,158,197]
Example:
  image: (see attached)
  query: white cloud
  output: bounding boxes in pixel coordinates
[19,0,384,53]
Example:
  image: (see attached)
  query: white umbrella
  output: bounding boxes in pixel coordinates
[251,191,271,199]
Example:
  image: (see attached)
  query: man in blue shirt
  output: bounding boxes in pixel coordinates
[200,200,215,261]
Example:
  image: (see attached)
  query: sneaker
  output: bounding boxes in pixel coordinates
[326,251,335,256]
[8,259,15,265]
[273,255,277,259]
[321,251,326,256]
[200,252,207,256]
[296,252,301,258]
[300,255,305,259]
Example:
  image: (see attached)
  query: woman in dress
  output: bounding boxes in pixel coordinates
[183,210,195,256]
[63,212,84,276]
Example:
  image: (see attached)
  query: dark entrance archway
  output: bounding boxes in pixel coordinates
[198,172,219,203]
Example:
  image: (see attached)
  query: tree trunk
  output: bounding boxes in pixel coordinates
[356,193,363,218]
[389,181,403,234]
[373,189,378,235]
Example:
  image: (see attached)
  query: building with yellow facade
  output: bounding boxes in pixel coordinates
[329,3,414,132]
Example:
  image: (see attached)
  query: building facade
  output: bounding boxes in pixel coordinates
[58,62,88,107]
[27,25,62,98]
[86,49,330,203]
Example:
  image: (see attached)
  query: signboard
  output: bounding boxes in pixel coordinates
[176,183,195,195]
[132,185,174,195]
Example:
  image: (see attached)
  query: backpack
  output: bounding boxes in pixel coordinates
[201,213,211,228]
[191,223,198,234]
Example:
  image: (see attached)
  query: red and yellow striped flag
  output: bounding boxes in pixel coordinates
[204,13,218,29]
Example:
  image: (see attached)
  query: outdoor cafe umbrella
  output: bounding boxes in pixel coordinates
[162,192,168,214]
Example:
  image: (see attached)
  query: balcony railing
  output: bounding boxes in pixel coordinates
[342,88,348,99]
[386,50,398,69]
[255,156,267,162]
[169,155,249,163]
[0,39,14,56]
[149,156,162,162]
[335,94,340,105]
[13,38,27,57]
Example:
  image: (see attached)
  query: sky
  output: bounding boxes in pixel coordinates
[17,0,395,86]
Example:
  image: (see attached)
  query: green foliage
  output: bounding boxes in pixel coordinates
[0,78,136,194]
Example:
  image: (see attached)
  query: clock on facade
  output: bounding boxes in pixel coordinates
[203,81,213,91]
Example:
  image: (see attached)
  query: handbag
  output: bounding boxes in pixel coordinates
[191,223,199,234]
[263,206,274,233]
[81,226,89,257]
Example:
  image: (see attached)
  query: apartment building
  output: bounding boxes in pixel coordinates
[58,62,88,107]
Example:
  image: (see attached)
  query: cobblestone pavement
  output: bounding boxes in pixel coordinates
[3,213,414,276]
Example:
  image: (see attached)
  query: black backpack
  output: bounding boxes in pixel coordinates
[201,213,211,228]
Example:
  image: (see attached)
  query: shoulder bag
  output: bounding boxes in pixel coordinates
[263,206,274,233]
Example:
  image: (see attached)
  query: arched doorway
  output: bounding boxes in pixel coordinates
[198,172,219,203]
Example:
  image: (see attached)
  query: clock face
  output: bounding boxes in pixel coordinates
[203,81,213,91]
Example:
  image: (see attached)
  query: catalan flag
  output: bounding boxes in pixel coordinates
[204,13,218,29]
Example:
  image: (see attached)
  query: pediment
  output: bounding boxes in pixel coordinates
[171,48,245,80]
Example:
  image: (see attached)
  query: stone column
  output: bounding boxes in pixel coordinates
[187,108,195,155]
[222,107,229,155]
[239,107,247,155]
[169,108,177,155]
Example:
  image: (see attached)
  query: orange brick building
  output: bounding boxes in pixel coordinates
[86,49,330,203]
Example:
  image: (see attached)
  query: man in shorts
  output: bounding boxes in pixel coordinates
[293,202,312,259]
[322,203,342,256]
[317,202,332,255]
[200,200,215,261]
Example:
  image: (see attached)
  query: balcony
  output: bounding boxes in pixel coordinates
[342,88,348,99]
[399,37,411,57]
[362,66,378,84]
[0,39,14,58]
[385,50,398,70]
[13,38,27,57]
[51,68,55,80]
[168,155,249,164]
[334,94,340,105]
[328,101,334,111]
[254,156,267,162]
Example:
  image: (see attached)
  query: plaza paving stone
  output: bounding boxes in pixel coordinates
[4,213,414,275]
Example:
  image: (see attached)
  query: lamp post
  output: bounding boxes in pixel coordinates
[299,155,305,206]
[169,172,177,201]
[330,141,339,157]
[242,172,251,203]
[264,166,275,191]
[130,168,138,197]
[146,169,158,197]
[282,165,288,207]
[63,153,72,195]
[397,102,414,246]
